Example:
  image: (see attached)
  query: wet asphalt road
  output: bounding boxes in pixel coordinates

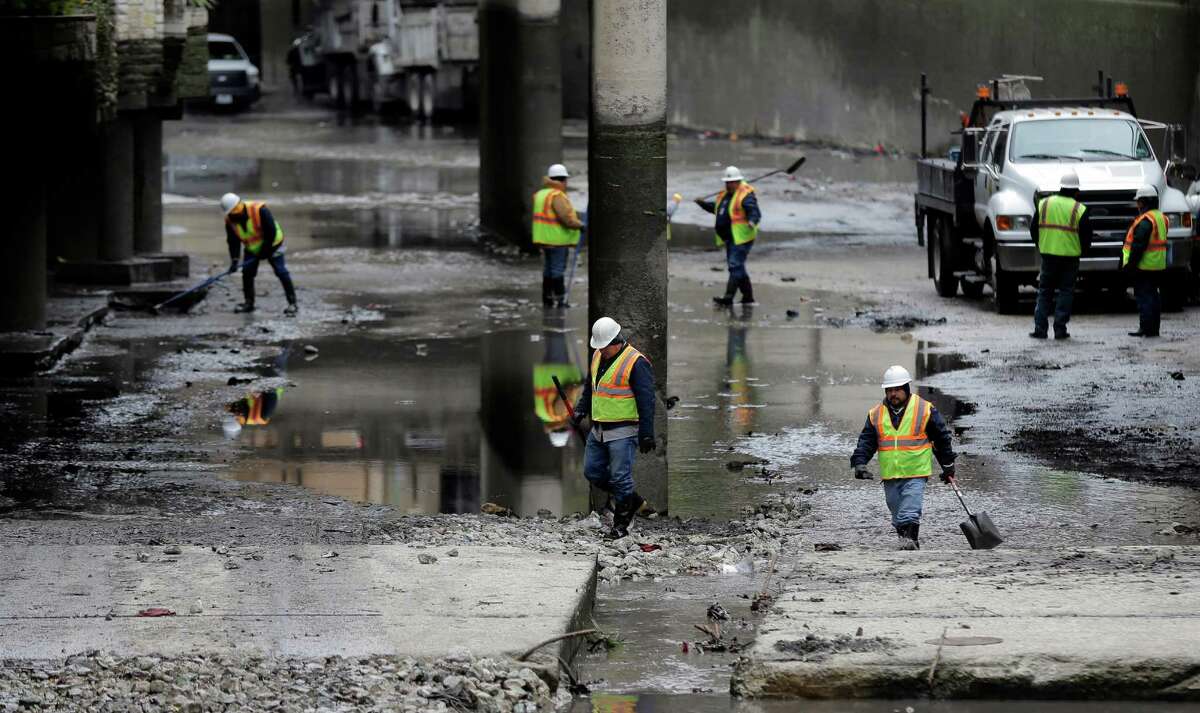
[2,100,1200,707]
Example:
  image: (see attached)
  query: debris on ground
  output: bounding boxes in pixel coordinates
[773,633,895,662]
[0,654,564,713]
[481,502,515,517]
[135,608,175,618]
[418,553,438,564]
[726,459,768,471]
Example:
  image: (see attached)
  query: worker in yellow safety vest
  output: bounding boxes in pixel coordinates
[850,365,957,550]
[531,164,584,308]
[570,317,657,539]
[1028,173,1091,340]
[697,166,761,306]
[221,192,298,315]
[1123,184,1170,337]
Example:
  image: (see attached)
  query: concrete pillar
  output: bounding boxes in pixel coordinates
[588,0,668,510]
[133,113,164,255]
[47,128,102,263]
[0,153,47,331]
[478,0,563,246]
[100,117,135,262]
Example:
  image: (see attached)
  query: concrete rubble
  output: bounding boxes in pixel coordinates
[733,547,1200,700]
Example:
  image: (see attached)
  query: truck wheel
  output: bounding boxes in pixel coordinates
[328,65,344,109]
[960,278,985,299]
[931,215,958,298]
[422,72,436,119]
[990,257,1019,314]
[1163,275,1187,312]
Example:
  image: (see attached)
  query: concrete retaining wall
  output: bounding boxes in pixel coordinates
[667,0,1200,154]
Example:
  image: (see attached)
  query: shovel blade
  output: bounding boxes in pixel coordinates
[970,511,1004,549]
[959,519,980,549]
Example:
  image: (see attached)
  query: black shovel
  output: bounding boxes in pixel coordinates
[947,476,1003,549]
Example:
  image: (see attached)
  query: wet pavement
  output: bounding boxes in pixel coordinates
[3,102,1200,705]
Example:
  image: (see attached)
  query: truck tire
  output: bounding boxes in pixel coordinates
[960,278,985,299]
[1163,275,1187,313]
[989,256,1019,314]
[422,72,436,119]
[930,215,958,298]
[328,65,344,109]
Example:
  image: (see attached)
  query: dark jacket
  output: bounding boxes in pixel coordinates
[226,205,280,262]
[574,342,655,443]
[1030,194,1092,256]
[850,397,956,471]
[698,190,761,244]
[1125,213,1154,269]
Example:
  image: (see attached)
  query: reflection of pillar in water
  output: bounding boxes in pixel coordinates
[725,322,754,430]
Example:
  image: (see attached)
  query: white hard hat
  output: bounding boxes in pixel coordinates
[722,166,745,182]
[548,430,570,448]
[1058,172,1080,190]
[548,163,569,179]
[1135,184,1159,200]
[881,365,912,389]
[221,414,243,439]
[590,316,621,349]
[220,192,242,215]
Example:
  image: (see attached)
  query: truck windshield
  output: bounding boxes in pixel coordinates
[208,41,245,61]
[1010,119,1153,162]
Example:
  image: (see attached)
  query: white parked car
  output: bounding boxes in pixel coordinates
[208,33,260,108]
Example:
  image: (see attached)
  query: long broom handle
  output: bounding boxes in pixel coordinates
[692,156,807,202]
[154,256,259,311]
[551,375,588,444]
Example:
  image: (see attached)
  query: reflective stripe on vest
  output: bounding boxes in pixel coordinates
[870,394,933,479]
[1037,194,1083,257]
[227,201,284,256]
[590,344,649,423]
[713,182,759,247]
[532,188,581,247]
[1122,210,1169,271]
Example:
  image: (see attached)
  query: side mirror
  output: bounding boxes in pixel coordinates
[1170,162,1199,183]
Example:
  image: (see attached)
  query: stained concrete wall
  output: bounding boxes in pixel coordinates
[668,0,1200,154]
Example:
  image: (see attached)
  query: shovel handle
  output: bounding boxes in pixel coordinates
[947,475,975,518]
[551,375,588,444]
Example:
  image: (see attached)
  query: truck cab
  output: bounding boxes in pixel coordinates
[915,78,1194,312]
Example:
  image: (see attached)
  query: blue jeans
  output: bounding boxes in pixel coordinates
[725,241,753,281]
[543,246,570,278]
[583,432,636,504]
[243,248,296,304]
[1033,255,1078,335]
[883,477,926,527]
[1133,272,1161,336]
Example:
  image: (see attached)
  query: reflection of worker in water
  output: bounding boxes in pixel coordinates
[850,366,955,551]
[221,192,299,316]
[725,320,754,429]
[227,388,284,427]
[533,327,584,447]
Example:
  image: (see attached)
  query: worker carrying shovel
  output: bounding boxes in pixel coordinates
[220,192,298,315]
[696,166,760,306]
[850,365,956,550]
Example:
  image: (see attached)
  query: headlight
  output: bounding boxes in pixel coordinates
[996,215,1031,231]
[1165,212,1193,229]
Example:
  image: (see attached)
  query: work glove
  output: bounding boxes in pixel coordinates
[229,259,239,274]
[940,465,956,484]
[639,436,656,454]
[694,198,706,208]
[571,409,587,427]
[853,465,873,480]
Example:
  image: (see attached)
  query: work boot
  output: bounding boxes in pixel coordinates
[896,524,918,551]
[713,277,736,307]
[909,523,921,550]
[234,302,256,314]
[542,277,554,308]
[1054,329,1070,340]
[739,277,757,305]
[606,492,645,540]
[1028,330,1047,339]
[284,302,299,316]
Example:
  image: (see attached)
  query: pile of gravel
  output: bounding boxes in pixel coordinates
[0,653,567,712]
[384,491,811,585]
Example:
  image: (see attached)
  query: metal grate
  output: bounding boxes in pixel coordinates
[209,70,248,89]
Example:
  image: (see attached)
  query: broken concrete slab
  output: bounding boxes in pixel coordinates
[0,297,108,374]
[733,547,1200,700]
[55,257,176,286]
[0,545,596,663]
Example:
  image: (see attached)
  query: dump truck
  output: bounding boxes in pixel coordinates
[307,0,478,116]
[914,74,1196,313]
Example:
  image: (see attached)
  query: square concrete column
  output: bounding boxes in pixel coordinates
[100,116,135,262]
[478,0,563,246]
[133,113,164,255]
[47,128,102,263]
[0,159,47,331]
[588,0,668,510]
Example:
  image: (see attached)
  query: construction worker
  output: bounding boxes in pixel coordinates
[533,322,584,447]
[697,166,760,306]
[1123,184,1169,337]
[850,365,956,550]
[221,193,298,315]
[572,317,656,539]
[531,164,584,308]
[1029,172,1091,340]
